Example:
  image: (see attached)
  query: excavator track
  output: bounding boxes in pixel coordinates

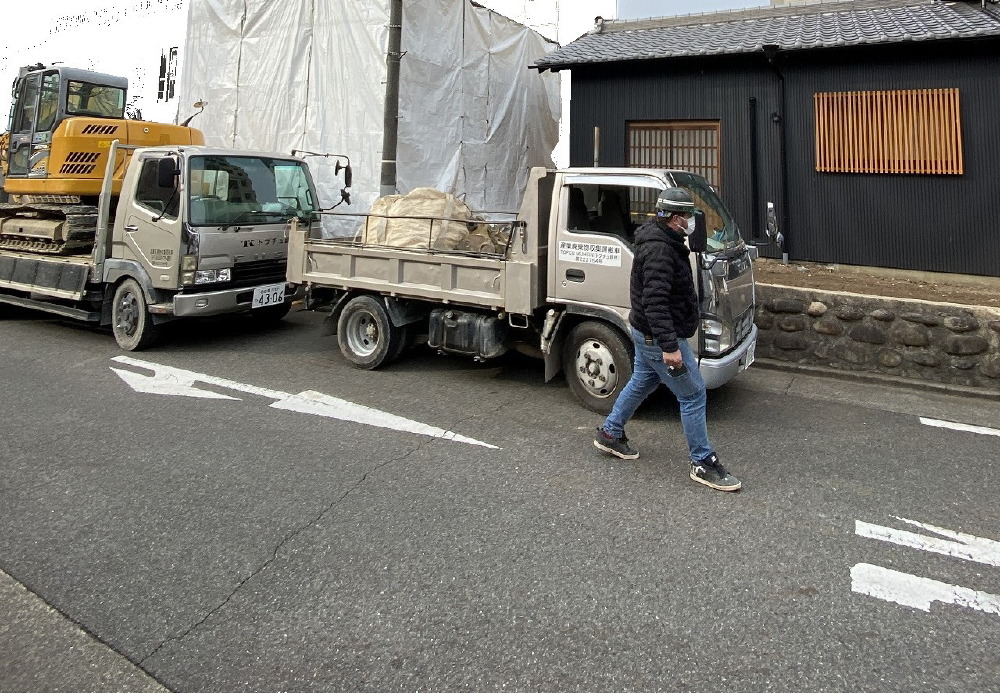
[0,203,99,255]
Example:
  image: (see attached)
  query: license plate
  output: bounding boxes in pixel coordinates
[739,342,756,372]
[251,283,285,309]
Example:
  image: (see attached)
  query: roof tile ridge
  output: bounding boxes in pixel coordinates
[599,0,930,34]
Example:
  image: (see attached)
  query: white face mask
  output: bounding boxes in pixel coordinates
[683,215,696,236]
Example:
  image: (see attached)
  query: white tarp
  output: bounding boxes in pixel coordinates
[179,0,559,226]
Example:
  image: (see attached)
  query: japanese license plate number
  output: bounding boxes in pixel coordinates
[251,283,285,309]
[739,342,756,372]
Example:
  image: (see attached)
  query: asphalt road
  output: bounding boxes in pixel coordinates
[1,306,998,692]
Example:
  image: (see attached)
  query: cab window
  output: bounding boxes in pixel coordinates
[134,159,178,220]
[66,81,125,118]
[36,72,61,132]
[12,75,39,133]
[564,184,637,244]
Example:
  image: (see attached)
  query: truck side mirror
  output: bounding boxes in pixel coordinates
[336,161,352,189]
[688,209,707,253]
[335,161,352,206]
[157,156,180,188]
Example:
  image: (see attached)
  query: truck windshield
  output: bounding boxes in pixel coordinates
[65,81,125,118]
[187,155,317,227]
[671,171,743,252]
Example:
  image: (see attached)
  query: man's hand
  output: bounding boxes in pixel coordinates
[662,349,683,369]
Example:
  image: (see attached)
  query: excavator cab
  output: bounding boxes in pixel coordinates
[1,64,202,254]
[5,65,126,180]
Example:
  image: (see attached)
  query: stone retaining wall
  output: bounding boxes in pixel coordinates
[755,284,1000,391]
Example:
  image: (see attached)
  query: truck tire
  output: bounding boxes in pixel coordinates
[337,295,401,369]
[563,321,633,415]
[112,278,159,351]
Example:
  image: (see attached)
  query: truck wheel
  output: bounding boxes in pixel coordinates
[563,321,633,415]
[112,278,158,351]
[337,295,401,369]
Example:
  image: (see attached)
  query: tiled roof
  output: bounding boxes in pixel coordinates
[534,0,1000,70]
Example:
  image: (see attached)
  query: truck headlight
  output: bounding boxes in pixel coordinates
[181,255,198,271]
[194,268,232,284]
[701,316,733,355]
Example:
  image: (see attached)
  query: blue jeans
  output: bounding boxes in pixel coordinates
[602,328,713,462]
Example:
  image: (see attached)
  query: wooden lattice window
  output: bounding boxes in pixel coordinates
[628,121,721,189]
[815,89,963,175]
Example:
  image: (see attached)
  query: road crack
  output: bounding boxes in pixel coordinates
[138,441,427,666]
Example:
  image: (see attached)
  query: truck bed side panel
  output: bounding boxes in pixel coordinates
[298,240,508,309]
[0,253,91,299]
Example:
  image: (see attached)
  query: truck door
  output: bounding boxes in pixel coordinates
[549,174,664,310]
[116,156,181,289]
[6,70,61,178]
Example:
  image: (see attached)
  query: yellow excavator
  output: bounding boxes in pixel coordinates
[0,64,204,254]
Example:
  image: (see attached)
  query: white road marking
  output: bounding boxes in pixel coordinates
[272,390,498,448]
[851,563,1000,615]
[856,518,1000,567]
[919,417,1000,437]
[111,356,499,449]
[110,367,239,400]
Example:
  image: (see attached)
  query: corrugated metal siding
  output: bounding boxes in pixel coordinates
[569,59,783,250]
[783,44,1000,276]
[567,41,1000,276]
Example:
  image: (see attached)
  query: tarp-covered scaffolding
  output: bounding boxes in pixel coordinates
[178,0,561,221]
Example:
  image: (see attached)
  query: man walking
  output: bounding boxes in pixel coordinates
[593,187,741,492]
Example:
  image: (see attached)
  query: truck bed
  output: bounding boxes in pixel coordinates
[288,231,510,310]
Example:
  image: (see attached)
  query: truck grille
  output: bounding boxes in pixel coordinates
[735,305,755,343]
[232,259,286,287]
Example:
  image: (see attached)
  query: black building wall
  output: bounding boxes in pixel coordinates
[780,41,1000,276]
[567,39,1000,277]
[569,57,784,248]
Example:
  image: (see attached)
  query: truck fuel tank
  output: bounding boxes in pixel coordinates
[428,308,509,360]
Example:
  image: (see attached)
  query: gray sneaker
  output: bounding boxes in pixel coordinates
[690,453,741,491]
[594,427,639,459]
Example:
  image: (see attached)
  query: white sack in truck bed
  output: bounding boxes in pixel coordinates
[360,187,504,253]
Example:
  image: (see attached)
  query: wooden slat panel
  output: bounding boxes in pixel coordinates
[627,120,722,189]
[814,88,963,175]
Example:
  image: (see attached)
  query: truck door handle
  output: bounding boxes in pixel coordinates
[124,225,138,232]
[566,268,585,282]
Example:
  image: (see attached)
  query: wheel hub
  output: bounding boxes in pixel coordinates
[575,341,619,397]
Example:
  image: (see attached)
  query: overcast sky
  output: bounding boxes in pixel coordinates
[619,0,764,16]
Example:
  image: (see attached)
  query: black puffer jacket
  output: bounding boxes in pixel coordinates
[628,217,699,353]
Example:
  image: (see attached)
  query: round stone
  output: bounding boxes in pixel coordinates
[878,350,903,368]
[942,335,989,356]
[849,324,887,345]
[943,316,980,333]
[890,323,930,347]
[909,352,941,368]
[834,305,865,321]
[813,318,844,336]
[770,298,806,314]
[778,315,806,332]
[807,301,828,317]
[900,312,941,327]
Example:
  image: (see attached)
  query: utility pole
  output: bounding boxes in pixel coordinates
[380,0,403,197]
